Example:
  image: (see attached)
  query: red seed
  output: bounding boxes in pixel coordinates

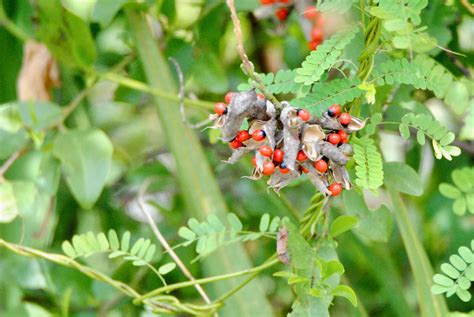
[225,92,234,104]
[252,129,266,141]
[297,150,308,162]
[314,160,328,173]
[257,93,265,101]
[262,162,275,175]
[328,133,341,145]
[338,130,348,143]
[339,113,351,126]
[259,146,273,157]
[280,166,290,174]
[214,102,227,115]
[236,130,250,143]
[252,156,257,167]
[273,149,284,163]
[328,183,343,196]
[275,8,289,21]
[229,139,242,149]
[308,39,322,51]
[304,6,319,20]
[260,0,275,5]
[311,27,324,42]
[297,109,311,122]
[301,166,309,174]
[327,104,341,117]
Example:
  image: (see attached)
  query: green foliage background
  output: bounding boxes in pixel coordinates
[0,0,473,316]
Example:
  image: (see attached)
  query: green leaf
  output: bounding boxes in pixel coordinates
[439,183,462,199]
[259,213,270,232]
[61,241,77,257]
[121,231,131,252]
[324,260,345,278]
[331,285,357,307]
[191,52,229,94]
[17,101,62,131]
[178,227,196,241]
[53,129,113,209]
[92,0,130,26]
[399,123,410,139]
[108,229,120,251]
[227,213,243,232]
[158,262,176,275]
[384,162,423,196]
[0,182,19,223]
[131,238,145,255]
[330,215,359,238]
[445,82,469,115]
[453,198,466,216]
[35,0,97,69]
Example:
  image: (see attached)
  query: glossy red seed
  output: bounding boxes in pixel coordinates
[301,166,309,174]
[252,129,266,141]
[297,150,308,162]
[297,109,311,122]
[260,0,275,5]
[314,160,328,173]
[225,92,234,104]
[257,93,265,101]
[311,27,323,41]
[328,183,343,196]
[275,8,289,21]
[273,149,284,163]
[338,130,348,143]
[262,162,275,175]
[327,104,341,117]
[328,133,341,145]
[229,139,242,149]
[236,130,250,143]
[259,146,273,157]
[214,102,227,115]
[280,166,290,174]
[304,6,319,20]
[339,112,351,126]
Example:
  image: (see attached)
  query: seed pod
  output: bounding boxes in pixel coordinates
[301,161,331,195]
[301,124,325,161]
[330,162,352,190]
[313,112,344,130]
[267,169,300,193]
[345,116,366,132]
[280,104,304,171]
[319,141,350,165]
[224,147,252,164]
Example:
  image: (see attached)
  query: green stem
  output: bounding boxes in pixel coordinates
[388,191,448,317]
[136,258,279,303]
[0,1,30,42]
[101,72,214,111]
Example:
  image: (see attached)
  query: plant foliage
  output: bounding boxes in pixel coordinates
[439,167,474,216]
[353,138,384,192]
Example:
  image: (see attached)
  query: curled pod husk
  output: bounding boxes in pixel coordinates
[319,141,350,165]
[312,112,344,130]
[330,162,352,190]
[267,169,300,193]
[220,90,271,141]
[301,161,331,196]
[301,124,326,161]
[345,116,366,133]
[280,103,304,171]
[247,118,277,149]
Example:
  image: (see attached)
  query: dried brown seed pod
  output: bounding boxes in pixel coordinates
[319,141,350,165]
[267,169,300,193]
[330,162,352,190]
[280,103,304,171]
[301,161,331,196]
[301,124,326,161]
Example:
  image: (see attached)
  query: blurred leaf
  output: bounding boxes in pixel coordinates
[35,0,96,69]
[445,82,469,115]
[0,182,19,223]
[92,0,129,26]
[329,215,359,238]
[384,162,423,196]
[330,285,357,307]
[235,0,259,11]
[439,183,461,199]
[191,52,229,94]
[53,129,113,209]
[17,101,62,131]
[158,262,176,275]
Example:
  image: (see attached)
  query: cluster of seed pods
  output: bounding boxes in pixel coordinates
[209,90,365,197]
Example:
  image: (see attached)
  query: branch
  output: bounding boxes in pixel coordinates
[226,0,282,108]
[0,149,24,180]
[137,180,213,305]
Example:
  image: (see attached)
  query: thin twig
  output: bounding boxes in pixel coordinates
[169,57,213,129]
[461,0,474,15]
[226,0,282,108]
[0,149,23,180]
[137,180,213,305]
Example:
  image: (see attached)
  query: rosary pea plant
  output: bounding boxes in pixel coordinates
[0,0,472,316]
